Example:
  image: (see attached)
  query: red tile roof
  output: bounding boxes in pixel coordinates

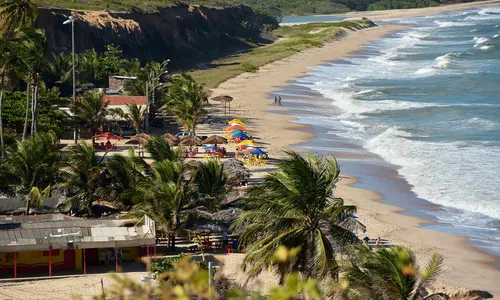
[103,95,146,106]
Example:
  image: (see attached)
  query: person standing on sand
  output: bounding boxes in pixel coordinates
[274,96,278,104]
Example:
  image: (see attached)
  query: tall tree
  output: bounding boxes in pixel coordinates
[232,151,364,282]
[0,0,39,34]
[17,27,50,137]
[341,246,447,300]
[59,143,107,215]
[163,73,207,133]
[193,160,232,212]
[125,102,145,134]
[0,132,59,214]
[72,91,109,142]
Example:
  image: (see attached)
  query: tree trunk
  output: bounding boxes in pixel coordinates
[30,84,35,135]
[0,71,5,158]
[22,83,31,141]
[31,84,38,135]
[169,234,175,252]
[25,198,30,215]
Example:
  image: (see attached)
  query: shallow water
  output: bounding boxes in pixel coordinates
[279,6,500,257]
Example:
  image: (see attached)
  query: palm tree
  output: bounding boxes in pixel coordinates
[17,27,50,137]
[133,159,195,251]
[0,0,39,34]
[163,73,208,133]
[0,132,60,214]
[340,246,448,300]
[232,151,363,282]
[72,91,109,143]
[193,160,232,212]
[144,135,183,162]
[104,150,147,208]
[125,102,145,134]
[59,143,107,215]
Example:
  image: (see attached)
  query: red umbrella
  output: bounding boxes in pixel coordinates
[93,132,122,140]
[224,125,248,132]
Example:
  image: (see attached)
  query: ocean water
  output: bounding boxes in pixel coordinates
[286,7,500,256]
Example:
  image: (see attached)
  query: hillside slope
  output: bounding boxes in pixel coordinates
[34,4,276,67]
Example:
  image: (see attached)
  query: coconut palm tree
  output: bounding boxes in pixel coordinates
[133,159,196,251]
[193,160,232,212]
[59,142,107,215]
[163,73,208,133]
[17,28,50,136]
[72,91,109,142]
[0,0,39,34]
[340,246,448,300]
[144,135,183,162]
[104,149,148,208]
[0,132,60,214]
[125,103,145,134]
[232,151,363,282]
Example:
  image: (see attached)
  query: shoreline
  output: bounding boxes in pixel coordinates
[210,8,500,297]
[280,0,500,25]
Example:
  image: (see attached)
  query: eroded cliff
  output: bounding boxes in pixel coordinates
[34,5,276,67]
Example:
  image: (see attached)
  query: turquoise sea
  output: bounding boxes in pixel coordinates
[281,7,500,258]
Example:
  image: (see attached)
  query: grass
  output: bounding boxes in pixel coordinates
[34,0,239,12]
[189,20,372,88]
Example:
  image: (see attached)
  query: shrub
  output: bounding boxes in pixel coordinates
[240,63,258,73]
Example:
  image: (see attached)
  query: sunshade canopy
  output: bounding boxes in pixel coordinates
[93,132,122,140]
[225,125,247,132]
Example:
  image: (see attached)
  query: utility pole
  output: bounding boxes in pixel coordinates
[63,16,78,143]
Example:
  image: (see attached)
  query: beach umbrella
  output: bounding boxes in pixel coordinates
[212,95,233,115]
[228,118,245,126]
[160,132,179,145]
[93,132,122,140]
[131,133,151,142]
[180,135,202,146]
[231,130,246,136]
[204,145,220,151]
[224,125,247,132]
[251,148,268,157]
[204,135,227,145]
[236,140,257,147]
[232,133,249,140]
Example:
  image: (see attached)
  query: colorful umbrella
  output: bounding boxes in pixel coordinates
[232,133,249,140]
[203,145,220,151]
[93,132,122,140]
[231,130,246,136]
[236,140,257,147]
[228,119,245,126]
[251,148,267,156]
[225,125,247,132]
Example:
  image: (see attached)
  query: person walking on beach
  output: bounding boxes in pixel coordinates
[278,96,282,106]
[274,96,278,104]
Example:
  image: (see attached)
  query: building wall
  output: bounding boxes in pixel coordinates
[0,249,75,276]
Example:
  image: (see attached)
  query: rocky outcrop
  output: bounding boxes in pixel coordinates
[34,5,277,68]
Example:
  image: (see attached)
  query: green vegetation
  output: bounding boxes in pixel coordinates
[163,73,209,133]
[190,20,366,87]
[233,151,362,282]
[99,245,447,299]
[368,0,438,10]
[32,0,446,17]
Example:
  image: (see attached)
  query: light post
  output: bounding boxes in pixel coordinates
[63,15,78,143]
[144,68,168,133]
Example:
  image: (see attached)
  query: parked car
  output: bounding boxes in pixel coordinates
[175,131,196,139]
